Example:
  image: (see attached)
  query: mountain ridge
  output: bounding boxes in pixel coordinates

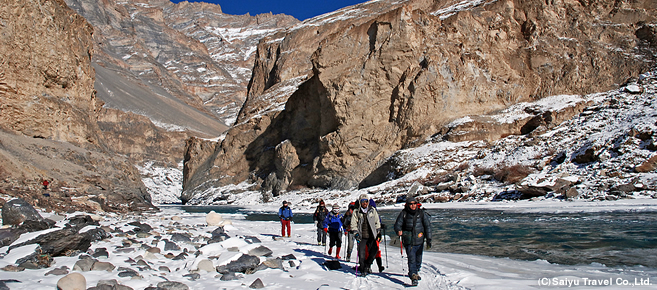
[182,0,657,204]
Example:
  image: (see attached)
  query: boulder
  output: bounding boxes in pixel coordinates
[2,198,42,226]
[91,261,116,272]
[45,266,70,276]
[163,240,180,251]
[19,219,55,232]
[73,256,97,272]
[262,258,284,270]
[156,281,190,290]
[66,215,99,229]
[206,211,223,226]
[56,272,86,290]
[249,278,265,289]
[11,227,110,257]
[170,233,192,243]
[196,259,215,272]
[0,228,24,247]
[248,245,273,257]
[217,254,261,274]
[127,221,152,233]
[88,279,134,290]
[636,154,657,173]
[92,248,109,258]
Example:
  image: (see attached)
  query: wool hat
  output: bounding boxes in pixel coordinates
[406,196,417,204]
[282,200,288,205]
[332,204,340,209]
[359,193,368,201]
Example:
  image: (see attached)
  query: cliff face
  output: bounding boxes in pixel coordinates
[0,0,96,144]
[64,0,298,130]
[182,0,657,202]
[0,0,155,213]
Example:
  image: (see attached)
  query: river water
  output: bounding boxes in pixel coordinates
[179,205,657,269]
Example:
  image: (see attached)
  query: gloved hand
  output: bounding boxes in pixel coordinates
[426,239,432,249]
[354,233,361,242]
[323,228,328,233]
[381,223,386,229]
[376,233,382,242]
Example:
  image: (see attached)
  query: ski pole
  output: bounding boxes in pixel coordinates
[355,239,360,275]
[383,227,388,268]
[400,234,405,274]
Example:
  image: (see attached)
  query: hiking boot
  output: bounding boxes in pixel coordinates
[411,278,418,286]
[328,247,332,255]
[378,265,385,273]
[359,271,368,277]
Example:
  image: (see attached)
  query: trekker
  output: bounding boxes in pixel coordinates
[351,193,381,277]
[323,204,344,259]
[313,199,329,245]
[341,202,356,261]
[278,200,293,237]
[368,198,385,273]
[394,196,432,286]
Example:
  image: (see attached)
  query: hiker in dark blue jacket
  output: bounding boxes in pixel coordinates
[278,201,293,237]
[323,203,344,259]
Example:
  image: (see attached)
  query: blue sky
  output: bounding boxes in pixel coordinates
[170,0,369,20]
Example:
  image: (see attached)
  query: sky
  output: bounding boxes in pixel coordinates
[170,0,370,20]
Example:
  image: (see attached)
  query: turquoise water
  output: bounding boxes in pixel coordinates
[180,206,657,268]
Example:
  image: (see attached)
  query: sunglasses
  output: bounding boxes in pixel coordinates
[408,202,417,205]
[360,199,369,203]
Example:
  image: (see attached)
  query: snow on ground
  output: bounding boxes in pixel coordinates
[1,205,656,289]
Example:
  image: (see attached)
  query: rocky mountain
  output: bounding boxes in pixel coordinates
[0,0,154,212]
[0,0,297,212]
[64,0,298,131]
[182,0,657,203]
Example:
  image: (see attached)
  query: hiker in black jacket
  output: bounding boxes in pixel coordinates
[313,199,329,245]
[394,196,432,286]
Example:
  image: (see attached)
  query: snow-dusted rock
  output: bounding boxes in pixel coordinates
[625,84,643,94]
[2,198,43,226]
[196,259,216,272]
[249,278,265,288]
[206,211,223,226]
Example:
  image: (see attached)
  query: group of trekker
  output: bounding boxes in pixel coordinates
[278,193,432,286]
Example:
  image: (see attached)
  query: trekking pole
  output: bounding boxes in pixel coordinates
[342,231,346,260]
[400,235,405,274]
[383,227,388,268]
[355,239,360,275]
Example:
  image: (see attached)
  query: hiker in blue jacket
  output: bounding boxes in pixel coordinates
[278,200,293,237]
[323,203,344,259]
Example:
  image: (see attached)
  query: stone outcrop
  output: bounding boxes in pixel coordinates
[183,0,657,199]
[0,0,154,212]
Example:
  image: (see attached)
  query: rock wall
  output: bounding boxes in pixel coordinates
[0,0,97,144]
[183,0,657,199]
[0,0,154,212]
